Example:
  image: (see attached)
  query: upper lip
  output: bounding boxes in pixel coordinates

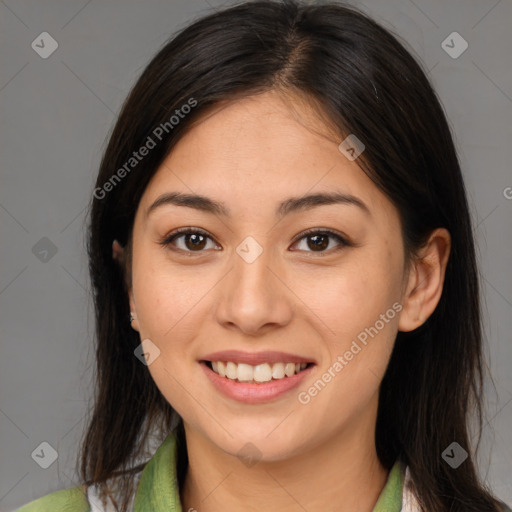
[201,350,316,366]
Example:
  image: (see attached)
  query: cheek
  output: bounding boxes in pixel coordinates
[130,248,208,413]
[324,253,402,392]
[300,250,402,343]
[131,245,207,340]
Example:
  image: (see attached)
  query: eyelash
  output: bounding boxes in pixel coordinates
[158,227,352,256]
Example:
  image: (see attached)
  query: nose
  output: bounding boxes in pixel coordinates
[214,241,293,336]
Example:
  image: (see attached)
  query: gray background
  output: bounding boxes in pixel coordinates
[1,0,511,510]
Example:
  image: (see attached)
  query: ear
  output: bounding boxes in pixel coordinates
[112,240,140,332]
[398,228,451,332]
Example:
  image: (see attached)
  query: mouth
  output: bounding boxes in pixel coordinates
[202,360,313,383]
[199,350,316,404]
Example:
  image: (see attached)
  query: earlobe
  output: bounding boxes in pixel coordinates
[112,239,124,264]
[398,228,451,332]
[128,303,140,332]
[113,240,139,332]
[129,311,140,332]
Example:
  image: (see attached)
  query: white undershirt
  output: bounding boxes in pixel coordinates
[402,466,422,511]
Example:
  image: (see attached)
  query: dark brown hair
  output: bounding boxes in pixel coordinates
[81,1,508,510]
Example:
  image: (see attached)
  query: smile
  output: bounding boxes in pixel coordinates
[207,361,310,383]
[200,350,316,404]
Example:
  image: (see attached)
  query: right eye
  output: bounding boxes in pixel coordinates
[159,227,221,253]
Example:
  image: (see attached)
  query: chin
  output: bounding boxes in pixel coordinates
[197,420,313,463]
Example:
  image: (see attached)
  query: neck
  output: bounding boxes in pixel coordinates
[181,400,388,512]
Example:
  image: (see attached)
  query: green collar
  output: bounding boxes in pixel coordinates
[132,430,182,510]
[134,431,404,512]
[372,457,405,511]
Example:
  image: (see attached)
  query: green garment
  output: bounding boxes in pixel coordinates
[16,431,404,511]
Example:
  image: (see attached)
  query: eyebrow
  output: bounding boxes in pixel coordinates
[146,191,370,219]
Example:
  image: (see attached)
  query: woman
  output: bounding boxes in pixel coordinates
[16,1,510,511]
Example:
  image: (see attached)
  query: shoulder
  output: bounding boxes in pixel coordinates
[14,485,90,512]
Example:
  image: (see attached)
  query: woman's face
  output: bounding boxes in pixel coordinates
[127,89,410,461]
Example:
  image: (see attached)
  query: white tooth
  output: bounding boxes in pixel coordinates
[295,363,300,373]
[285,363,295,377]
[211,361,218,372]
[217,361,226,377]
[272,362,285,379]
[237,363,254,382]
[300,363,307,370]
[254,363,272,383]
[226,361,238,380]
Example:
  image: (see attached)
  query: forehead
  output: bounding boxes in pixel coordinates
[138,90,395,223]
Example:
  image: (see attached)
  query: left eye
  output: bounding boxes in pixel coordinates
[160,228,349,254]
[291,230,349,253]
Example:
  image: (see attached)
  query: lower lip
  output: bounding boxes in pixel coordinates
[200,362,314,404]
